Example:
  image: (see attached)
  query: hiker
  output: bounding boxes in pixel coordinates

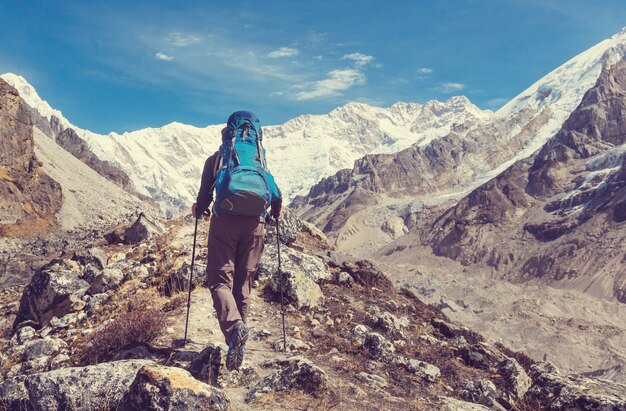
[192,111,282,370]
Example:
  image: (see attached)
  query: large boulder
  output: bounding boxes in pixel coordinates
[264,208,302,245]
[13,259,89,330]
[89,266,124,294]
[123,365,231,411]
[188,344,223,386]
[269,267,324,310]
[0,359,155,410]
[526,368,626,410]
[259,243,332,284]
[124,213,165,245]
[246,356,328,403]
[498,358,531,405]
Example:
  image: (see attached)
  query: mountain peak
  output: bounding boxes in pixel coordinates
[0,72,69,129]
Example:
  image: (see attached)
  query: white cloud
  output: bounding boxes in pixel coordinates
[168,32,202,47]
[486,97,508,108]
[342,53,374,66]
[439,82,465,93]
[417,67,433,74]
[155,52,174,61]
[267,47,300,58]
[295,69,365,101]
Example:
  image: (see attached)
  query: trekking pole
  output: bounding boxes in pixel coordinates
[276,218,287,352]
[183,216,199,346]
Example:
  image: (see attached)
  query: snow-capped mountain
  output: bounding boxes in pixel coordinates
[0,73,491,216]
[290,28,626,254]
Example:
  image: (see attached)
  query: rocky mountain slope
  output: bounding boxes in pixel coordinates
[291,29,626,256]
[1,213,623,410]
[423,59,626,303]
[0,79,62,238]
[0,78,160,291]
[0,73,491,217]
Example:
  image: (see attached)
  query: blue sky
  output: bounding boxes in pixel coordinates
[1,0,625,133]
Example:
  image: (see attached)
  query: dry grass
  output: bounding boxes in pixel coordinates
[78,308,164,364]
[0,167,15,182]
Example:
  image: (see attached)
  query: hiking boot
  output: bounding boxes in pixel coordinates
[226,322,249,371]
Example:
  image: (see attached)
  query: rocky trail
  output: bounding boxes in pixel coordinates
[1,212,625,410]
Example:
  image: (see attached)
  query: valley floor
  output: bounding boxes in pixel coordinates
[379,247,626,383]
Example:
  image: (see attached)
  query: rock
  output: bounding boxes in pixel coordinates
[355,372,388,388]
[301,220,331,247]
[13,325,36,345]
[124,265,150,282]
[259,243,333,284]
[437,396,491,411]
[341,259,393,290]
[0,359,155,410]
[336,271,354,286]
[363,332,395,361]
[458,344,503,370]
[269,265,325,310]
[528,361,559,380]
[369,308,409,336]
[124,213,166,245]
[400,359,441,383]
[89,267,125,294]
[188,344,223,386]
[85,292,109,314]
[526,371,626,410]
[13,259,90,329]
[347,324,370,345]
[264,208,302,245]
[71,247,107,270]
[123,365,230,411]
[105,225,127,244]
[272,337,312,353]
[22,337,68,362]
[246,356,328,403]
[431,318,478,341]
[498,358,531,404]
[460,379,506,411]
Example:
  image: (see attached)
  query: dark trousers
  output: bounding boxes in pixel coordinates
[205,213,265,342]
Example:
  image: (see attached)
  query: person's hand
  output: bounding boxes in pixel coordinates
[271,201,282,220]
[191,203,197,217]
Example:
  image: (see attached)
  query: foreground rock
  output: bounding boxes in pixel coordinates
[246,356,328,403]
[526,364,626,410]
[12,259,89,329]
[0,359,155,410]
[124,365,230,410]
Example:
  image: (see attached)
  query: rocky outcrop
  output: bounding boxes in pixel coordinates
[0,78,62,236]
[526,363,626,410]
[105,213,166,245]
[55,126,134,191]
[245,356,328,403]
[12,259,89,330]
[124,365,230,410]
[291,107,548,239]
[426,59,626,302]
[0,360,155,410]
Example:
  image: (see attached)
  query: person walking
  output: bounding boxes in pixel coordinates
[192,111,282,371]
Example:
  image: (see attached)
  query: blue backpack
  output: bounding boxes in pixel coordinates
[213,111,280,217]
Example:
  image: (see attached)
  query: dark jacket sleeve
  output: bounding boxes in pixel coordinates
[195,152,219,216]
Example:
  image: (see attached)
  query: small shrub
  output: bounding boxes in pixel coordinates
[80,308,164,364]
